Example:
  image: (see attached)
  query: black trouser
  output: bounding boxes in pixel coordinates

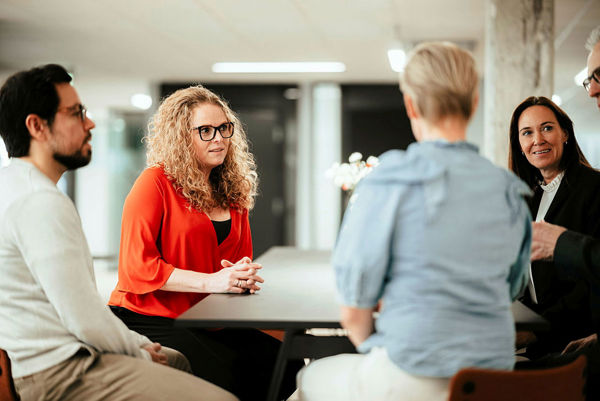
[515,343,600,401]
[111,306,302,401]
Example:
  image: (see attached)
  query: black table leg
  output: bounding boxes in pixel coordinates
[266,328,302,401]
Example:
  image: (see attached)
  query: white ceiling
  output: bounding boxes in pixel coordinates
[0,0,486,82]
[0,0,598,116]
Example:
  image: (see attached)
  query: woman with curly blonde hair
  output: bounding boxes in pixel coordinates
[108,86,298,401]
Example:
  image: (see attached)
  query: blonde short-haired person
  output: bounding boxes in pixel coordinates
[296,42,531,401]
[108,86,300,401]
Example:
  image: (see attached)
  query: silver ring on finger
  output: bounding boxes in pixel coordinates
[234,279,240,287]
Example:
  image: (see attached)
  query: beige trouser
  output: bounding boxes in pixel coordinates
[14,347,238,401]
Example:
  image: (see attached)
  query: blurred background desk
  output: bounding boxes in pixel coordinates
[176,246,549,401]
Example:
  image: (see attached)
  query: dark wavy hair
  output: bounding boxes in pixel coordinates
[508,96,591,188]
[0,64,72,157]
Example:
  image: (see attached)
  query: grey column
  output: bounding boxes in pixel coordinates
[311,83,341,250]
[294,83,342,250]
[295,82,314,248]
[483,0,554,167]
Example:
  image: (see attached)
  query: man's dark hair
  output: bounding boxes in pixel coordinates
[0,64,72,157]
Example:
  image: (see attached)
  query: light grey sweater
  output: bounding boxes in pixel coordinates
[0,159,151,378]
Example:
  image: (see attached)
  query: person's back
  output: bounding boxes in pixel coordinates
[343,140,530,377]
[297,42,530,401]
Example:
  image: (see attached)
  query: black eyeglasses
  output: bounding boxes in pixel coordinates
[57,104,87,122]
[583,67,600,92]
[191,122,235,141]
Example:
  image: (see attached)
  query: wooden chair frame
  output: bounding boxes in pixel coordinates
[448,355,587,401]
[0,349,19,401]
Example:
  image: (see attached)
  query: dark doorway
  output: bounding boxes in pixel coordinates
[341,84,414,159]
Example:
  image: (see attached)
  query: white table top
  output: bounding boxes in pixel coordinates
[177,247,340,328]
[176,246,548,331]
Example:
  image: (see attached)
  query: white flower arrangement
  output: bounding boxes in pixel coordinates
[326,152,380,191]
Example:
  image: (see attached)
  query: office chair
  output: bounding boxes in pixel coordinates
[448,354,587,401]
[0,349,19,401]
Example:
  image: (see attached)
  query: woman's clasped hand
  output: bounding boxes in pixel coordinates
[211,256,264,294]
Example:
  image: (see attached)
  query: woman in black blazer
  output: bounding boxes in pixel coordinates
[508,96,600,358]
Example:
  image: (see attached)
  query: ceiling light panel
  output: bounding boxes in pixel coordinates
[212,62,346,73]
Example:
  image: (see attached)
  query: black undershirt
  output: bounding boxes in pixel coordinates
[211,219,231,245]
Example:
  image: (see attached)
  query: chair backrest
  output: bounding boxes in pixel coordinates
[448,355,587,401]
[0,349,19,401]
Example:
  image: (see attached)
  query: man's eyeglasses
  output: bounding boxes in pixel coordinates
[191,122,235,141]
[583,67,600,92]
[57,104,88,122]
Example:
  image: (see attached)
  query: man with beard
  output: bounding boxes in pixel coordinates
[0,64,236,401]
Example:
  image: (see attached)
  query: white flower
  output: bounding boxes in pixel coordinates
[348,152,363,163]
[357,167,371,180]
[326,152,379,192]
[325,162,340,179]
[366,155,379,167]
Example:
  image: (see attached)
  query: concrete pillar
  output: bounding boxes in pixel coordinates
[295,82,314,248]
[295,83,342,250]
[483,0,554,167]
[311,84,342,249]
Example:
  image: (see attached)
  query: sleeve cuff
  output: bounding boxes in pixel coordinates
[139,348,152,361]
[337,293,378,309]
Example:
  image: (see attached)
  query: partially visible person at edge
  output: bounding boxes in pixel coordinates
[108,85,301,401]
[514,26,600,401]
[508,95,600,359]
[0,64,236,401]
[295,42,531,401]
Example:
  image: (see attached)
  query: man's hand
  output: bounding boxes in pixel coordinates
[562,333,598,354]
[531,221,567,261]
[143,342,168,366]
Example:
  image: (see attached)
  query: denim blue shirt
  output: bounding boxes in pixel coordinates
[333,140,531,377]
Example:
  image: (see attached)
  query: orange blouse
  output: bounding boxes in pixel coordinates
[108,167,252,318]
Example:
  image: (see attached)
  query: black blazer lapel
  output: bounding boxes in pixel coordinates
[544,176,571,222]
[528,188,543,218]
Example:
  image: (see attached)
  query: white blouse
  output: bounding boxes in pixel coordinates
[529,171,565,304]
[535,171,565,222]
